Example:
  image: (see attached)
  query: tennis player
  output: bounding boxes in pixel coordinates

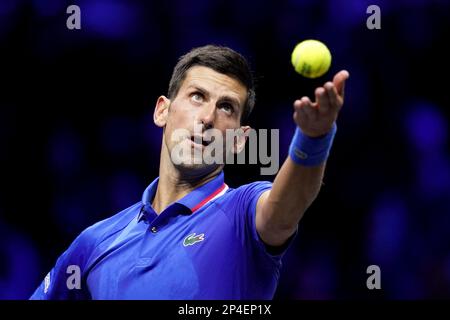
[31,45,349,299]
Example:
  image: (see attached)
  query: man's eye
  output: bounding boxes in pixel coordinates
[220,103,234,114]
[191,93,203,103]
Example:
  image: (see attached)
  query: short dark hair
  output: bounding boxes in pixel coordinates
[167,45,255,123]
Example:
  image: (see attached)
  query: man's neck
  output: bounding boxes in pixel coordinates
[152,164,222,214]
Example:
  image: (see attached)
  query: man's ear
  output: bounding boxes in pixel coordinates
[153,96,170,127]
[233,125,251,154]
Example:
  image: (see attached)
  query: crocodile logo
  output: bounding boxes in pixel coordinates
[183,233,205,247]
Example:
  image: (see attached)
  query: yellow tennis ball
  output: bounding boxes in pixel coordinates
[291,40,332,78]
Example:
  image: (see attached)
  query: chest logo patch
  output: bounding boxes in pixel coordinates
[183,233,205,247]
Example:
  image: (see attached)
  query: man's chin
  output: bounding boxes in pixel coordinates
[172,160,223,177]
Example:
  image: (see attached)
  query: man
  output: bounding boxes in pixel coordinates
[31,45,349,299]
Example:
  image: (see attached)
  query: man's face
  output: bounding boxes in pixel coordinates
[155,66,249,174]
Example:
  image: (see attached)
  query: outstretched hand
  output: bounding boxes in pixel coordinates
[293,70,349,138]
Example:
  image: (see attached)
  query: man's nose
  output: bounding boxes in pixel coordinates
[198,102,216,130]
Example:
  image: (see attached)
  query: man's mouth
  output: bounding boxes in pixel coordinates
[190,135,214,147]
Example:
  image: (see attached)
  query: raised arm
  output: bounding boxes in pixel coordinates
[256,70,349,247]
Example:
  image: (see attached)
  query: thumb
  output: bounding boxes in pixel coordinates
[333,70,349,100]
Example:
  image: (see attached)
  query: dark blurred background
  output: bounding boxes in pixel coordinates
[1,0,450,299]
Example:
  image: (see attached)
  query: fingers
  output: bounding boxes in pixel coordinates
[315,86,331,114]
[333,70,349,99]
[292,70,349,135]
[300,96,317,120]
[293,97,317,123]
[324,81,341,111]
[317,70,349,114]
[294,68,350,120]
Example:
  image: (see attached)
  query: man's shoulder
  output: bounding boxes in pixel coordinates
[227,180,273,194]
[213,180,272,209]
[76,202,142,248]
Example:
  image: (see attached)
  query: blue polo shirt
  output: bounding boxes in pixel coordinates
[30,171,295,300]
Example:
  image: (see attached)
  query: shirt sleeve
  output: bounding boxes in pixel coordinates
[29,201,143,300]
[233,181,298,262]
[29,228,94,300]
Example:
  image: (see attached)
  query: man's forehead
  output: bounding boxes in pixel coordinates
[182,66,247,100]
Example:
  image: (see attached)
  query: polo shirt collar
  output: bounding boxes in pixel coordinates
[141,171,228,214]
